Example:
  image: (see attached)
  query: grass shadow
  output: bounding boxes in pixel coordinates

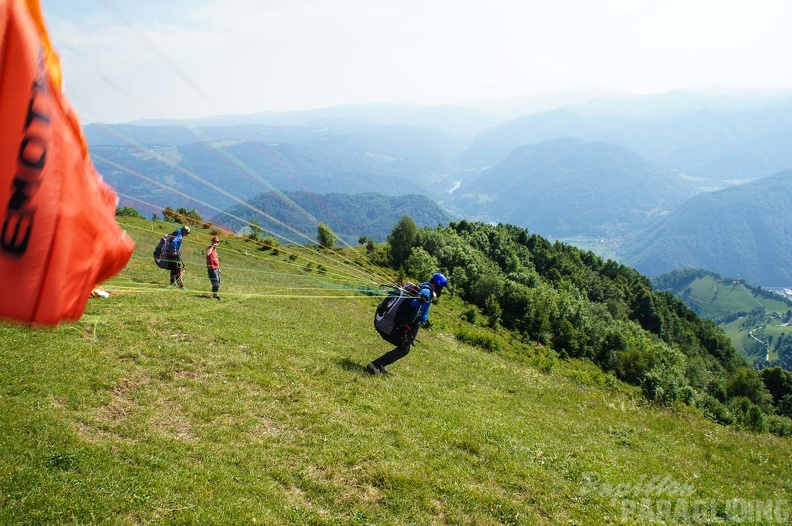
[337,358,367,374]
[195,293,220,301]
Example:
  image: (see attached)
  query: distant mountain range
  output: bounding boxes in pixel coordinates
[90,122,460,216]
[130,103,501,141]
[453,137,691,237]
[623,170,792,285]
[214,191,454,245]
[457,103,792,181]
[91,92,792,285]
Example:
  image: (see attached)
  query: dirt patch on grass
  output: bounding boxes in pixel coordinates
[102,375,150,422]
[73,420,136,445]
[69,375,151,445]
[149,397,196,442]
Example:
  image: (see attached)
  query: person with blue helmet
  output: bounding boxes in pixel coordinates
[367,272,448,375]
[164,225,190,287]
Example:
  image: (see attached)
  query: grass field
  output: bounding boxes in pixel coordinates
[1,219,790,525]
[722,319,792,363]
[678,275,790,321]
[669,273,792,366]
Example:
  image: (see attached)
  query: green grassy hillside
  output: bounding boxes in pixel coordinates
[655,269,792,369]
[669,274,790,320]
[1,219,790,524]
[721,318,789,362]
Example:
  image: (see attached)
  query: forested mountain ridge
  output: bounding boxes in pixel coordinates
[215,191,455,244]
[453,138,691,237]
[623,170,792,285]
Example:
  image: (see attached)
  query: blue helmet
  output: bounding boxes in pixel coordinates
[430,273,448,294]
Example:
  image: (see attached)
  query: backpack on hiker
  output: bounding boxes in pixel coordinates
[153,233,175,269]
[374,282,422,345]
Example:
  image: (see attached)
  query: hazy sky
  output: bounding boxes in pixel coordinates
[39,0,792,123]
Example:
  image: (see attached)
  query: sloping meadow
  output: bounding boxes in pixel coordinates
[0,218,789,524]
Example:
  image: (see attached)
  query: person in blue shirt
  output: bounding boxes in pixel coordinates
[367,272,448,375]
[164,225,190,287]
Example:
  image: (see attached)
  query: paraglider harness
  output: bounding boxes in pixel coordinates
[374,282,424,346]
[153,233,183,270]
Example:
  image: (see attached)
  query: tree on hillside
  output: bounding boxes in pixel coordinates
[317,222,337,248]
[760,367,792,404]
[261,236,279,249]
[162,207,203,224]
[779,395,792,418]
[403,247,438,282]
[248,220,263,241]
[177,207,203,223]
[115,206,143,219]
[726,368,773,411]
[162,207,177,222]
[388,215,418,268]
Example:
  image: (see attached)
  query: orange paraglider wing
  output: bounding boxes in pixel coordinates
[0,0,135,324]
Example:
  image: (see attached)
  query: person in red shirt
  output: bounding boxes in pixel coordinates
[206,235,221,300]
